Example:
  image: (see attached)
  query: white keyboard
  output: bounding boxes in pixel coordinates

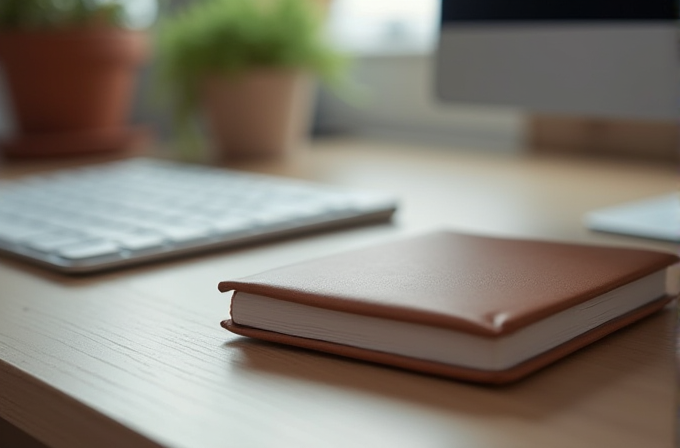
[0,158,397,273]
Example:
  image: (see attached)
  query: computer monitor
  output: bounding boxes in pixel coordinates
[436,0,678,121]
[435,0,679,242]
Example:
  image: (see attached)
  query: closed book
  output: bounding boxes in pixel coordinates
[218,231,678,384]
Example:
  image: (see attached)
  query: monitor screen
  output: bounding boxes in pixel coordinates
[436,1,679,120]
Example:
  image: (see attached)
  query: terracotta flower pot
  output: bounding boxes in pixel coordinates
[0,29,148,156]
[201,69,312,160]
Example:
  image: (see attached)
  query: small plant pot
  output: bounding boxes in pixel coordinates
[0,29,148,156]
[201,69,312,160]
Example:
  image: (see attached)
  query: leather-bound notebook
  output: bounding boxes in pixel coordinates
[218,231,678,384]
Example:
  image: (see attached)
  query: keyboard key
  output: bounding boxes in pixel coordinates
[0,222,55,244]
[25,231,88,253]
[212,217,256,236]
[58,240,121,260]
[112,232,166,251]
[248,210,305,228]
[156,225,213,244]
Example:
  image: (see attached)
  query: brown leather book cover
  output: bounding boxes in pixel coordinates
[218,231,678,383]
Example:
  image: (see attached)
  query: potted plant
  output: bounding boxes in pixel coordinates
[157,0,344,161]
[0,0,154,157]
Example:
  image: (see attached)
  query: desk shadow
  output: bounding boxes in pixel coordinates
[224,309,674,422]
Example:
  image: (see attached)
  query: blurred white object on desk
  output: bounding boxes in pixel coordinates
[584,194,679,242]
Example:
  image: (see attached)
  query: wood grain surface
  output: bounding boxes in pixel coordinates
[0,138,677,448]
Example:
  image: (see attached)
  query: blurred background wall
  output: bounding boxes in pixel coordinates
[0,0,525,153]
[0,0,674,159]
[313,0,524,152]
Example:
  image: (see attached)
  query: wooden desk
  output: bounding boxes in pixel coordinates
[0,138,677,448]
